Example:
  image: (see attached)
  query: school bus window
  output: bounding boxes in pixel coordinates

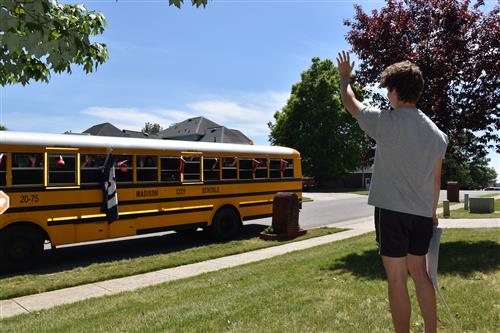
[283,159,294,178]
[239,158,253,180]
[137,155,157,182]
[222,157,237,180]
[0,153,6,186]
[183,155,200,182]
[269,159,282,179]
[81,154,106,183]
[48,153,76,186]
[115,155,132,183]
[254,158,268,179]
[12,153,44,186]
[160,157,181,182]
[203,157,220,181]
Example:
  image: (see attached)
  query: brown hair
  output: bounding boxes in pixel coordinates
[380,61,424,103]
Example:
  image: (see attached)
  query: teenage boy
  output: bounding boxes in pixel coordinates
[337,51,448,333]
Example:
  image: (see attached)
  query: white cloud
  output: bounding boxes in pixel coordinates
[186,91,289,138]
[81,106,190,131]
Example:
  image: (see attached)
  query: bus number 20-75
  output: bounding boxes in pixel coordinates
[20,195,39,204]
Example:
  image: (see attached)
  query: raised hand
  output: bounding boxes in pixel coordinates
[336,51,355,77]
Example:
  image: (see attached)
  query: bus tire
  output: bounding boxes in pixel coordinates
[0,226,44,273]
[210,207,241,241]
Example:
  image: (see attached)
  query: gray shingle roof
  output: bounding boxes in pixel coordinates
[82,117,252,144]
[83,123,124,137]
[199,127,252,144]
[122,129,159,139]
[158,117,220,139]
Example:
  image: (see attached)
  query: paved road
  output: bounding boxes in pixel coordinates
[250,194,372,229]
[248,190,500,230]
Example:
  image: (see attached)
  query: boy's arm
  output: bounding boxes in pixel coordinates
[337,51,365,118]
[432,158,443,226]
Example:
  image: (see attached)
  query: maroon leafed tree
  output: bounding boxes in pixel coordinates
[344,0,499,165]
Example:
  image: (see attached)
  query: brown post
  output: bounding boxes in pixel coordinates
[261,192,306,241]
[446,181,459,202]
[272,192,300,234]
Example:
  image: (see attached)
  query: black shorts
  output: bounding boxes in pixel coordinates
[374,207,433,257]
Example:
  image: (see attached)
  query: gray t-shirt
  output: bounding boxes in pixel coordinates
[356,107,448,217]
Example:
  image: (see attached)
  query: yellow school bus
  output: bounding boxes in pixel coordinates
[0,131,302,272]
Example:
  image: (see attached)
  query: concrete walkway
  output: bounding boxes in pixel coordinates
[1,216,498,320]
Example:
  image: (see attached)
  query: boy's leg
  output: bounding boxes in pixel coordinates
[382,256,411,333]
[407,254,437,333]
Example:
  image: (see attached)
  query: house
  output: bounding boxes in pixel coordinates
[81,123,158,139]
[80,117,253,144]
[158,117,253,144]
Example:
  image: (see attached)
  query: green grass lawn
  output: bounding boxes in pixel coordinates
[2,228,498,333]
[0,227,344,300]
[479,193,500,198]
[439,199,500,219]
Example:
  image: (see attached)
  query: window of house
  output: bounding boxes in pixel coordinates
[183,155,201,182]
[254,158,268,179]
[0,153,6,186]
[114,155,133,183]
[222,157,237,180]
[12,153,44,186]
[137,155,157,182]
[160,157,181,182]
[80,154,106,184]
[239,158,253,180]
[48,153,76,186]
[203,157,220,181]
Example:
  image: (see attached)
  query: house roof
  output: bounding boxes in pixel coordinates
[159,117,252,144]
[82,123,159,139]
[199,127,252,144]
[82,117,252,144]
[122,129,159,139]
[159,117,220,139]
[82,123,124,137]
[228,129,252,144]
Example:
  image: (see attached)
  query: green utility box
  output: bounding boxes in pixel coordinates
[469,197,495,214]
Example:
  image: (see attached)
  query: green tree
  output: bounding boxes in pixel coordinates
[0,124,6,130]
[0,0,108,85]
[0,0,207,86]
[142,122,163,135]
[268,57,371,182]
[169,0,207,8]
[442,154,497,189]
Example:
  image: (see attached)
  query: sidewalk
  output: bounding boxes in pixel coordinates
[1,216,498,320]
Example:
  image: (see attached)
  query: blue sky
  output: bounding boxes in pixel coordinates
[0,0,498,180]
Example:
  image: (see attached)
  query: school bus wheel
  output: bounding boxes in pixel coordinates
[0,225,44,273]
[210,207,241,241]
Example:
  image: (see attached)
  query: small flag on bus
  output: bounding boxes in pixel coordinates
[252,159,260,173]
[211,158,219,171]
[280,159,288,173]
[179,156,186,173]
[101,154,119,222]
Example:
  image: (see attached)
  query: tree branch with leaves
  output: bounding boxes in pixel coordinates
[0,0,209,86]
